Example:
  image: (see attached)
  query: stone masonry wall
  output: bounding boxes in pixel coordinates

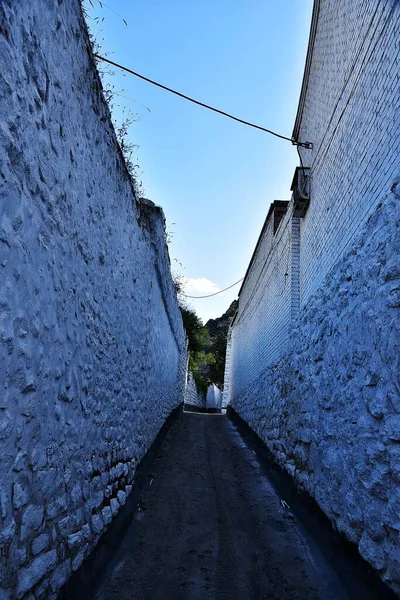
[0,2,186,598]
[206,385,222,411]
[230,183,400,592]
[183,372,205,410]
[222,329,233,409]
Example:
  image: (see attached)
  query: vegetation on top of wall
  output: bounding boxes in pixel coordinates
[80,0,234,390]
[81,0,145,198]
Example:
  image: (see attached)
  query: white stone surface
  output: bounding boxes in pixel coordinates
[222,330,233,409]
[0,0,187,597]
[183,372,205,409]
[227,1,400,593]
[229,187,400,591]
[16,551,57,599]
[206,385,222,411]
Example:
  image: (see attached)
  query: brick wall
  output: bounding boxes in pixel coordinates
[297,0,400,304]
[229,205,299,400]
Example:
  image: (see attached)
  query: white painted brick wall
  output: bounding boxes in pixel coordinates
[298,0,400,304]
[0,1,187,597]
[230,207,294,400]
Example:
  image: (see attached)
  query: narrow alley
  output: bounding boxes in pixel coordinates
[1,3,400,597]
[62,412,395,600]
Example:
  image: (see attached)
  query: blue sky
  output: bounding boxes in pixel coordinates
[85,0,313,322]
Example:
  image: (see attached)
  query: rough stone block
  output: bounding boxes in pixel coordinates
[389,447,400,482]
[0,489,7,519]
[91,513,103,535]
[88,490,103,511]
[117,490,126,506]
[35,469,58,496]
[381,415,400,443]
[29,448,47,472]
[21,505,44,541]
[49,559,71,592]
[13,451,28,473]
[110,497,119,516]
[81,523,91,541]
[15,546,27,567]
[364,387,388,419]
[359,530,387,571]
[32,577,50,600]
[0,411,13,441]
[384,489,400,531]
[31,534,49,556]
[12,482,29,509]
[16,550,57,598]
[46,496,69,520]
[58,513,79,537]
[102,505,112,526]
[70,484,82,506]
[0,519,16,547]
[387,551,400,584]
[100,472,109,486]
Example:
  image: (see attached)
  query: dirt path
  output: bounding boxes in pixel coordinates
[95,412,353,600]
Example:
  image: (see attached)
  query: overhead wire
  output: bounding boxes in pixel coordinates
[184,206,294,302]
[92,52,312,303]
[185,278,245,299]
[94,54,311,148]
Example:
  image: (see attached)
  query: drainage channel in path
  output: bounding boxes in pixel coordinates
[60,410,397,600]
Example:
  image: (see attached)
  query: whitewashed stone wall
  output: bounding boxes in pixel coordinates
[229,186,400,590]
[227,0,400,593]
[206,385,222,411]
[0,1,186,598]
[183,372,205,410]
[222,330,233,409]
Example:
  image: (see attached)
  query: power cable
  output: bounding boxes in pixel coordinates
[185,278,245,299]
[94,54,312,148]
[184,206,293,301]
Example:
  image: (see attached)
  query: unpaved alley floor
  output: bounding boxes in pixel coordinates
[90,411,363,600]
